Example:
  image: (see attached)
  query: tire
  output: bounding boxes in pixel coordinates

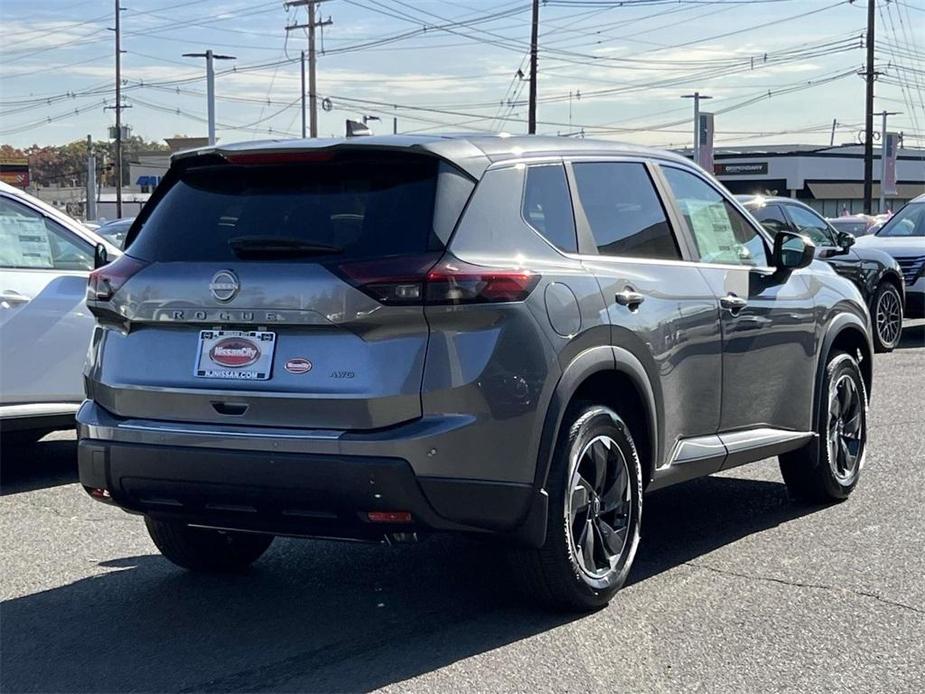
[870,281,903,353]
[511,404,643,611]
[779,351,868,503]
[144,517,274,572]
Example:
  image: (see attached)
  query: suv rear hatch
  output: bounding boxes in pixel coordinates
[86,148,474,430]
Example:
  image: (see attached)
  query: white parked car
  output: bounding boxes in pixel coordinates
[0,182,121,444]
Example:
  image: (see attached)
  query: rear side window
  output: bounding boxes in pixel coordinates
[128,153,449,262]
[522,164,577,253]
[572,162,680,260]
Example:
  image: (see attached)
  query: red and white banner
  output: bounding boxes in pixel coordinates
[698,112,714,173]
[883,132,899,197]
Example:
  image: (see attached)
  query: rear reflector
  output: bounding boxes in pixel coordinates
[87,254,149,302]
[367,511,413,524]
[334,253,539,306]
[85,486,113,503]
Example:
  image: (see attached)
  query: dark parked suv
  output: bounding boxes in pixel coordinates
[79,135,873,610]
[739,195,905,352]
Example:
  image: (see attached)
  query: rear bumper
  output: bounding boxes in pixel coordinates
[77,401,538,541]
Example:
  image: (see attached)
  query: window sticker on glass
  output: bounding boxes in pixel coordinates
[0,216,54,268]
[684,200,746,264]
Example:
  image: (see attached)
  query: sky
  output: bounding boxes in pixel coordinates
[2,0,924,151]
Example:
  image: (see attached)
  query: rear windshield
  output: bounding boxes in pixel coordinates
[127,153,449,262]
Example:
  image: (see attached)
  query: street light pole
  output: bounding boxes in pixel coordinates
[879,110,901,213]
[183,50,236,145]
[682,92,712,165]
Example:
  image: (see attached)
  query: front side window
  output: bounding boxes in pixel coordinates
[572,162,680,260]
[784,204,835,246]
[751,203,791,236]
[0,196,93,271]
[662,167,768,266]
[522,164,577,253]
[878,203,925,237]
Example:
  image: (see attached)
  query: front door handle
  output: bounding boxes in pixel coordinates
[0,290,30,308]
[615,288,645,309]
[720,293,748,314]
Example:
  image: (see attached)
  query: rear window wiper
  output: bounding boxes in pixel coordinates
[229,236,344,259]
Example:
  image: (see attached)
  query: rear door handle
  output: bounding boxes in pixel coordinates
[720,293,748,314]
[615,288,645,309]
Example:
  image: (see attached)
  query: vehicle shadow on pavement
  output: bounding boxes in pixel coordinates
[0,438,78,496]
[0,473,821,693]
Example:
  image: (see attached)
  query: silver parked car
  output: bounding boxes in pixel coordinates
[0,182,120,443]
[78,136,873,610]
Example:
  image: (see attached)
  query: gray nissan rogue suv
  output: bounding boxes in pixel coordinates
[78,135,873,610]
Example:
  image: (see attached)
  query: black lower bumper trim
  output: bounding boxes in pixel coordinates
[78,439,533,540]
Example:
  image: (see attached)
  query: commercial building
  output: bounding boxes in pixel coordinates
[706,143,925,216]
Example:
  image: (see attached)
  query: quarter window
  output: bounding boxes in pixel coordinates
[522,164,577,253]
[662,167,768,266]
[572,162,680,260]
[0,197,93,271]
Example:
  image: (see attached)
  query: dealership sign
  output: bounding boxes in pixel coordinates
[715,162,768,176]
[698,112,715,172]
[882,132,899,197]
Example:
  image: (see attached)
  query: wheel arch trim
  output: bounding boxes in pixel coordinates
[510,344,660,548]
[817,312,874,416]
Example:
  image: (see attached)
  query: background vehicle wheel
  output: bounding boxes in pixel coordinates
[871,282,903,353]
[512,404,643,612]
[144,517,274,572]
[779,352,867,503]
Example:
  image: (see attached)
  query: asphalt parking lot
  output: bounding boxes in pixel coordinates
[1,323,923,694]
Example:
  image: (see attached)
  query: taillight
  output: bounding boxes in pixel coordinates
[426,256,539,305]
[334,253,440,306]
[334,253,540,306]
[87,254,148,302]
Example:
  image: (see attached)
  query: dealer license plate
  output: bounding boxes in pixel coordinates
[195,330,276,381]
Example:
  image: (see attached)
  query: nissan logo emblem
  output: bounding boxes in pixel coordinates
[209,270,240,302]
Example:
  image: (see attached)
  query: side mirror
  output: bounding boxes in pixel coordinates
[772,231,814,271]
[836,231,856,250]
[93,243,109,269]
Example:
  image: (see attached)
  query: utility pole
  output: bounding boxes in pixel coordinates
[830,118,838,146]
[86,135,97,222]
[528,0,539,134]
[286,1,332,138]
[183,50,236,145]
[114,0,122,217]
[879,110,901,213]
[300,50,307,138]
[863,0,876,214]
[682,92,712,165]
